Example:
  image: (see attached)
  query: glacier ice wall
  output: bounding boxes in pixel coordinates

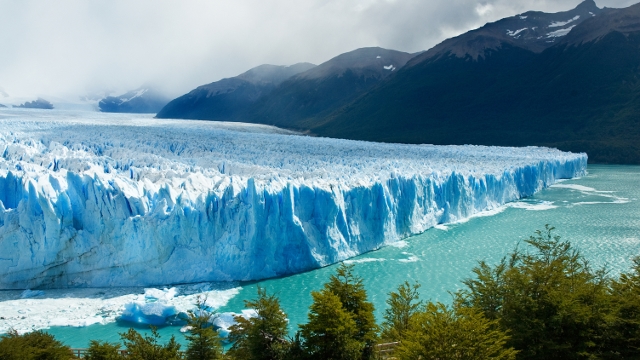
[0,109,588,288]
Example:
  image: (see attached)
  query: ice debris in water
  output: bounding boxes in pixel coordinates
[0,109,588,289]
[0,282,241,333]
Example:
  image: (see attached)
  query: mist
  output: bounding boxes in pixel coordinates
[0,0,635,101]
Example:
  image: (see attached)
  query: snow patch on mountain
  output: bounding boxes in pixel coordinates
[507,28,528,37]
[549,15,580,28]
[547,25,576,37]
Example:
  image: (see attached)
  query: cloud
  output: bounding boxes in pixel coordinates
[0,0,636,100]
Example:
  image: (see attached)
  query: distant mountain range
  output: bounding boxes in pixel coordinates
[14,98,54,109]
[99,87,170,113]
[158,0,640,164]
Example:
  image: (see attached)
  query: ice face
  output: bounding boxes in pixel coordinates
[0,109,588,289]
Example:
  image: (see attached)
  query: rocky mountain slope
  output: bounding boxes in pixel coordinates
[156,63,316,120]
[312,1,640,164]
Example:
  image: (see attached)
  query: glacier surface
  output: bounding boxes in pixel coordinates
[0,109,587,289]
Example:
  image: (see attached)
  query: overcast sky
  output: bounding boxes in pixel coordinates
[0,0,636,100]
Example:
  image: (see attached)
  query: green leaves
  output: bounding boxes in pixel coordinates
[396,303,517,360]
[381,281,422,342]
[0,330,74,360]
[120,327,182,360]
[299,289,363,360]
[227,287,290,360]
[460,225,615,359]
[184,296,224,360]
[298,263,378,359]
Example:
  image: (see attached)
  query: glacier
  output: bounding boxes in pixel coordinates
[0,109,587,289]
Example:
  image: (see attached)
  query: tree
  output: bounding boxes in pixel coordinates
[299,289,362,360]
[395,302,517,360]
[85,340,124,360]
[120,327,182,360]
[460,225,612,360]
[0,329,74,360]
[324,263,378,358]
[607,256,640,358]
[227,287,290,360]
[380,281,422,342]
[184,296,224,360]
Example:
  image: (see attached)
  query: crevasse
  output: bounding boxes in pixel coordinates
[0,110,587,289]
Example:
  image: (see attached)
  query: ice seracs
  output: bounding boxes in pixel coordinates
[0,109,587,289]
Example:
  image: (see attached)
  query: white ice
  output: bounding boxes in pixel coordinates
[0,109,587,289]
[0,282,240,334]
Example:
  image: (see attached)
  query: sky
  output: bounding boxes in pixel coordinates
[0,0,637,101]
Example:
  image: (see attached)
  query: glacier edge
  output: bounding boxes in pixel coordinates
[0,110,588,289]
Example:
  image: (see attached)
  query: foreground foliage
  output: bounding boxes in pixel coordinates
[227,287,289,360]
[184,297,224,360]
[3,226,640,359]
[460,225,640,359]
[120,327,182,360]
[0,330,74,360]
[395,302,517,360]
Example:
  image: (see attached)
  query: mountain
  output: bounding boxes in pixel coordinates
[14,98,54,109]
[156,63,316,120]
[242,47,416,130]
[411,0,603,62]
[99,87,170,113]
[311,1,640,164]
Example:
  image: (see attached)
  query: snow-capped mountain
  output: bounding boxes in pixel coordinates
[99,87,170,113]
[409,0,604,63]
[309,1,640,164]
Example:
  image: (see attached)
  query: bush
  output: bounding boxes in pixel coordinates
[85,340,124,360]
[120,327,182,360]
[0,329,74,360]
[395,302,517,360]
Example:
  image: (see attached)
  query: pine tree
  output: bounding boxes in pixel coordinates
[299,289,362,360]
[324,263,378,358]
[380,281,422,342]
[184,296,224,360]
[227,287,290,360]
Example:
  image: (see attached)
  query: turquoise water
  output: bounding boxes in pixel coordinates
[31,165,640,347]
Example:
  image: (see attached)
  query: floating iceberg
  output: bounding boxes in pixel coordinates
[0,282,241,334]
[0,109,587,289]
